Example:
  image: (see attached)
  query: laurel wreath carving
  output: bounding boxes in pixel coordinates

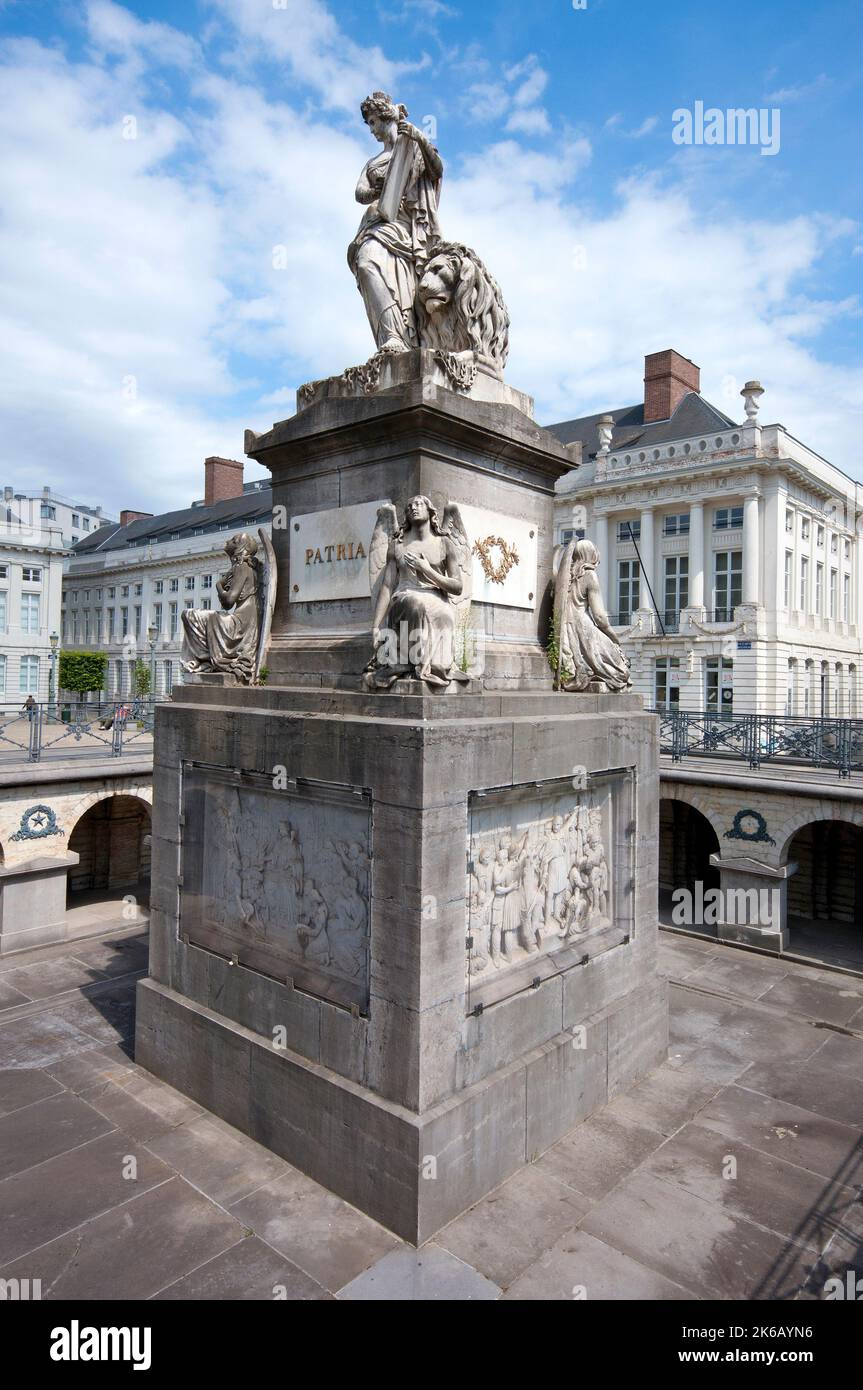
[472,535,520,585]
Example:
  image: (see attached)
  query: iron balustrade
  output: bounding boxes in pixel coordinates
[0,698,163,763]
[651,709,863,778]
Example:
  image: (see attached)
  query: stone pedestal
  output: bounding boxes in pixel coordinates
[0,852,78,955]
[709,853,794,952]
[136,366,667,1243]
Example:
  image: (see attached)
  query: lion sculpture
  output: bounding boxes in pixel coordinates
[415,241,510,380]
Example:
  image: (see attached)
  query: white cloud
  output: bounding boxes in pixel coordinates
[765,73,830,104]
[630,116,658,138]
[505,107,552,136]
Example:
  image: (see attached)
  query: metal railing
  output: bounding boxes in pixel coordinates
[653,709,863,778]
[0,698,163,763]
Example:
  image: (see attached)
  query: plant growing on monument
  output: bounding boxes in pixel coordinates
[58,650,107,703]
[454,605,475,675]
[546,612,573,686]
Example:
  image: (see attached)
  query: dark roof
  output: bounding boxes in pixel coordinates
[71,484,272,556]
[547,392,737,460]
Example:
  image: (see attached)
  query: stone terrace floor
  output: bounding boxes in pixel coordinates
[0,927,861,1300]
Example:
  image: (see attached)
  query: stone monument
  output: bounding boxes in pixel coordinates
[136,91,667,1243]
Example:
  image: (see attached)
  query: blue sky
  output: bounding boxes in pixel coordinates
[1,0,861,511]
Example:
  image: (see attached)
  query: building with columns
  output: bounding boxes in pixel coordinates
[61,459,271,698]
[550,350,863,717]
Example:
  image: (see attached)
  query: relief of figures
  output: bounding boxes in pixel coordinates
[467,795,612,978]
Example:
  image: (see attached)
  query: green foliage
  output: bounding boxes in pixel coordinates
[59,650,107,696]
[546,613,573,687]
[454,605,475,675]
[257,665,269,684]
[132,658,151,697]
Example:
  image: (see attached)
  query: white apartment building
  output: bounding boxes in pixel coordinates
[5,486,115,549]
[0,513,65,705]
[551,351,863,718]
[62,459,271,698]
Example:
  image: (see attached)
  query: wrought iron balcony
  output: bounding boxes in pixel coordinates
[651,709,863,778]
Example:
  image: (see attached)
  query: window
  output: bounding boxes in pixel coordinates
[83,589,89,602]
[559,528,585,544]
[70,590,78,604]
[713,551,742,621]
[844,574,850,623]
[169,578,179,593]
[201,574,213,590]
[134,606,142,638]
[121,607,129,637]
[784,551,793,608]
[41,502,56,520]
[844,540,851,561]
[713,506,743,530]
[121,585,129,598]
[705,657,734,717]
[830,569,838,620]
[22,566,42,582]
[134,583,142,596]
[153,603,162,634]
[83,517,90,531]
[616,519,640,543]
[786,659,797,716]
[0,654,5,696]
[169,602,178,639]
[815,563,824,616]
[154,580,164,595]
[662,513,690,537]
[201,598,212,611]
[95,588,102,601]
[107,609,115,641]
[164,660,174,693]
[20,655,39,694]
[71,536,79,545]
[185,576,195,591]
[72,513,80,528]
[799,556,809,610]
[654,657,680,711]
[0,566,7,578]
[816,526,825,548]
[663,556,688,629]
[107,587,115,599]
[21,593,40,634]
[83,612,90,642]
[95,610,103,642]
[830,534,838,555]
[617,560,640,624]
[0,590,5,633]
[184,599,194,611]
[785,509,793,533]
[801,517,810,540]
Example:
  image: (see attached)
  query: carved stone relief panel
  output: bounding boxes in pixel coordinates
[180,763,371,1012]
[466,769,635,1011]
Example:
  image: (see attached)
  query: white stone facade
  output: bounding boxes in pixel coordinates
[555,414,863,717]
[0,516,65,706]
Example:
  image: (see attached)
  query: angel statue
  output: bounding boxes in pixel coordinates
[348,91,442,354]
[552,538,631,693]
[363,495,472,690]
[181,528,277,686]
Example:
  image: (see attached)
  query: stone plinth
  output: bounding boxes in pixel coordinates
[0,852,79,955]
[243,352,575,690]
[136,685,666,1243]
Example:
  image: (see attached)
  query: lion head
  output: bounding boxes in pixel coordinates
[416,242,510,377]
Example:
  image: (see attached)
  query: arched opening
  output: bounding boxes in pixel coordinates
[786,818,863,965]
[659,798,721,927]
[67,796,151,906]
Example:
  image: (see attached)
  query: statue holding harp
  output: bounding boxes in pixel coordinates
[347,91,443,354]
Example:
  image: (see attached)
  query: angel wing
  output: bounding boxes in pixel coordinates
[442,501,473,610]
[255,526,278,683]
[552,538,577,686]
[369,503,398,617]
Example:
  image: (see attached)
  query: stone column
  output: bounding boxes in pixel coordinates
[742,492,761,606]
[709,853,794,952]
[594,512,609,608]
[688,501,705,613]
[639,507,655,628]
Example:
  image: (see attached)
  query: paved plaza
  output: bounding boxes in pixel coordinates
[0,926,861,1300]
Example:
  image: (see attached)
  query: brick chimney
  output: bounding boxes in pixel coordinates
[643,350,700,423]
[204,456,244,505]
[120,509,153,526]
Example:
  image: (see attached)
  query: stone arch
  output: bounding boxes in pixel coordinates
[67,793,152,899]
[777,803,863,866]
[783,814,863,928]
[657,783,727,849]
[659,794,721,905]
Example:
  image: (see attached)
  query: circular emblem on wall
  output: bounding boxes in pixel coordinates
[472,535,520,585]
[723,809,775,846]
[11,804,65,842]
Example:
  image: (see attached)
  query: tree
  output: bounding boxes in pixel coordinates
[132,658,151,698]
[59,650,107,702]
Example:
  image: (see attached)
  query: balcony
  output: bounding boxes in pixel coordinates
[652,709,863,778]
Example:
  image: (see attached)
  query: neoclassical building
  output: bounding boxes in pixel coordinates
[62,459,271,697]
[551,351,862,718]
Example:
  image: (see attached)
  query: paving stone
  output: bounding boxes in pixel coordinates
[1,958,106,1002]
[701,1000,826,1069]
[52,983,138,1046]
[0,1067,64,1117]
[534,1108,666,1202]
[231,1167,402,1293]
[580,1168,820,1300]
[69,937,150,979]
[80,1071,205,1142]
[144,1113,292,1207]
[0,978,32,1010]
[684,953,787,1001]
[502,1227,699,1301]
[695,1083,863,1185]
[667,984,735,1046]
[0,1090,115,1181]
[0,1178,245,1300]
[807,1030,863,1081]
[0,1010,104,1068]
[436,1165,589,1289]
[0,1132,172,1265]
[153,1234,332,1300]
[740,1056,863,1130]
[603,1060,725,1138]
[756,973,863,1027]
[45,1042,140,1093]
[338,1245,500,1301]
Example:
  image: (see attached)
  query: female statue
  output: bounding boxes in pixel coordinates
[181,533,261,684]
[348,91,443,354]
[365,496,471,690]
[553,539,632,693]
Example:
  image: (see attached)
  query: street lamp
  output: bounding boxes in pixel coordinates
[48,631,59,718]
